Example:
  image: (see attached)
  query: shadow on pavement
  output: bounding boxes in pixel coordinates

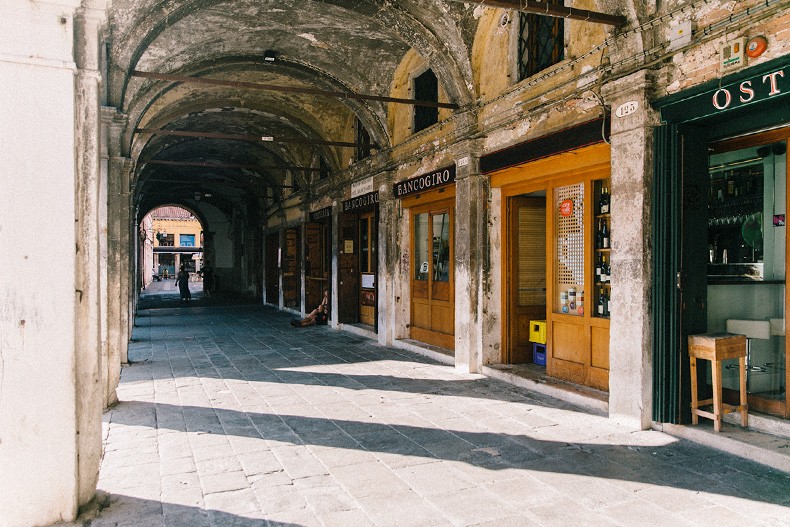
[108,401,790,507]
[75,492,300,527]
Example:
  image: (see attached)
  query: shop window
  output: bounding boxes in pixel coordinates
[432,212,451,282]
[518,4,565,81]
[414,69,438,133]
[355,118,371,161]
[179,234,195,247]
[414,212,430,280]
[319,157,330,180]
[553,183,584,315]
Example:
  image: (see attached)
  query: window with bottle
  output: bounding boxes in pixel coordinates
[594,179,611,318]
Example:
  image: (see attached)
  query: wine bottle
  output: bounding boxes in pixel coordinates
[598,287,605,316]
[601,255,609,283]
[601,219,609,249]
[595,253,602,281]
[603,288,610,317]
[596,219,603,249]
[600,186,610,214]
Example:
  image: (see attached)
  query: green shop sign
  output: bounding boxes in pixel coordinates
[655,56,789,124]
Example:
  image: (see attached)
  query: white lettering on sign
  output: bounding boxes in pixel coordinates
[614,101,639,118]
[739,80,754,103]
[711,68,785,111]
[457,156,469,167]
[394,166,456,198]
[712,88,732,110]
[763,70,784,96]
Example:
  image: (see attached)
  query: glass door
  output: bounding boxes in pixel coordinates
[411,203,454,349]
[359,211,376,327]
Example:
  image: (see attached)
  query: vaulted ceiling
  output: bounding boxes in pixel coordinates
[109,0,482,220]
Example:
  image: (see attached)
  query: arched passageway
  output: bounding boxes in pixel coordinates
[4,1,790,525]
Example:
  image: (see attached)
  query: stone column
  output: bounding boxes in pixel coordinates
[73,3,107,508]
[329,201,340,327]
[103,110,128,407]
[376,180,398,346]
[602,70,659,431]
[0,1,110,524]
[454,157,489,374]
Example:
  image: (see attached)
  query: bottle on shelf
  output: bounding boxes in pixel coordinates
[601,254,609,283]
[577,291,584,315]
[600,186,610,214]
[595,253,602,282]
[596,219,603,249]
[601,218,610,249]
[597,287,606,316]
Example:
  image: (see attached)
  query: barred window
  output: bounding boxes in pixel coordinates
[413,68,438,133]
[319,156,329,180]
[355,117,371,161]
[518,6,565,81]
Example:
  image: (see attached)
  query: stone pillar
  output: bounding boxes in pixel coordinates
[73,3,107,508]
[103,109,128,407]
[105,104,131,400]
[329,201,340,327]
[0,1,109,524]
[454,157,489,374]
[602,70,658,431]
[376,181,397,346]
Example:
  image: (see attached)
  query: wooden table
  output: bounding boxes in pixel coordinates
[688,332,748,432]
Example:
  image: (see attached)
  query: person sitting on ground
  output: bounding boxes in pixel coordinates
[291,289,329,327]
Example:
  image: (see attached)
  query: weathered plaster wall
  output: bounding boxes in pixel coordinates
[659,0,790,97]
[389,49,453,147]
[0,2,84,525]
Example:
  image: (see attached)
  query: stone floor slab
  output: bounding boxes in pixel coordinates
[79,302,790,527]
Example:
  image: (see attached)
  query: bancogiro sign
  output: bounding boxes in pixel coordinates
[310,206,332,221]
[342,191,379,212]
[394,165,456,198]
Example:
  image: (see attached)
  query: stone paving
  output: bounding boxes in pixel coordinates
[81,301,790,526]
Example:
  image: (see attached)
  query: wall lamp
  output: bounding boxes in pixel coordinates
[263,50,277,62]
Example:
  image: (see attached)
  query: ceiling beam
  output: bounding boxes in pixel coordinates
[451,0,625,26]
[135,128,376,149]
[146,177,295,188]
[131,70,459,109]
[142,159,325,172]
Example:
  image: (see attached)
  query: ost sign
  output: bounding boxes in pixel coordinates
[711,69,785,111]
[394,165,456,198]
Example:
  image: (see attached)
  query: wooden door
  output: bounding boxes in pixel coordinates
[283,228,300,309]
[410,202,454,349]
[265,233,279,305]
[305,222,329,313]
[359,211,376,326]
[339,213,359,323]
[508,196,547,363]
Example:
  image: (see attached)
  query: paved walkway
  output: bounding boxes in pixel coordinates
[80,301,789,526]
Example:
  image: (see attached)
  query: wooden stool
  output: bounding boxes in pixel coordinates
[688,333,748,432]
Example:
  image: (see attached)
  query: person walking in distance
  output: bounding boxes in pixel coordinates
[199,260,215,299]
[176,264,191,301]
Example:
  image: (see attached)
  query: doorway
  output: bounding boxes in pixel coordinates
[410,199,454,349]
[707,131,788,418]
[266,232,279,305]
[359,211,377,327]
[507,193,547,364]
[305,221,330,315]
